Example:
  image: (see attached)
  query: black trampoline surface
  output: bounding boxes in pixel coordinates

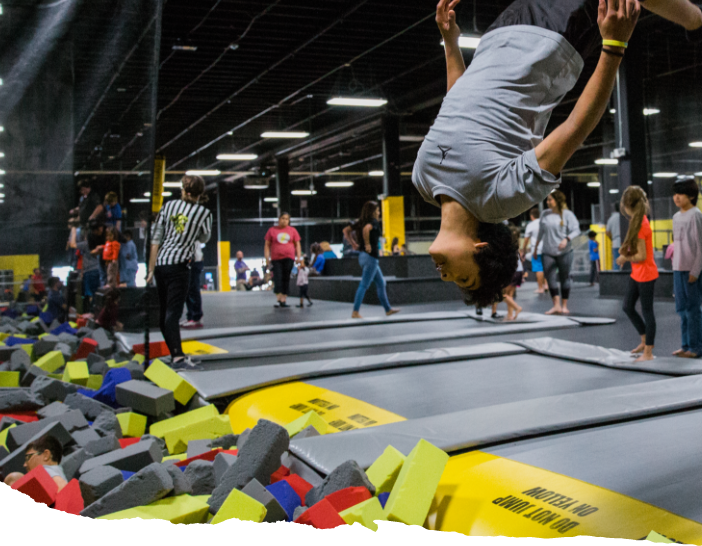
[305,353,667,419]
[488,408,702,523]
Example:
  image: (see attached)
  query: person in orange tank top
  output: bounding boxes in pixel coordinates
[99,226,121,288]
[616,186,659,362]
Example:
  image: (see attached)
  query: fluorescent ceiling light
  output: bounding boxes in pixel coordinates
[644,108,661,116]
[163,182,183,188]
[144,192,150,196]
[264,197,279,202]
[609,189,619,194]
[327,97,388,107]
[587,182,601,188]
[689,142,702,148]
[369,171,384,177]
[440,35,481,49]
[696,172,702,177]
[130,198,150,203]
[291,190,317,196]
[653,172,678,178]
[172,45,197,51]
[0,183,3,188]
[162,192,172,197]
[217,154,258,161]
[185,170,221,176]
[325,181,354,188]
[0,170,5,175]
[261,132,309,139]
[0,152,4,157]
[0,126,4,131]
[595,158,618,166]
[0,193,4,198]
[609,109,616,114]
[400,136,425,142]
[244,184,269,190]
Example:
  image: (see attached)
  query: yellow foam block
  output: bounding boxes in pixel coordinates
[0,424,16,449]
[162,454,187,463]
[210,488,266,525]
[62,361,89,386]
[131,353,145,365]
[48,374,63,380]
[0,371,20,387]
[164,416,232,455]
[284,410,328,438]
[384,439,449,526]
[116,412,148,438]
[34,351,65,373]
[340,497,386,532]
[0,342,4,346]
[21,344,34,360]
[647,531,674,543]
[366,445,405,495]
[69,321,77,329]
[144,359,197,405]
[86,375,103,391]
[38,333,49,339]
[107,360,130,369]
[98,494,210,524]
[0,333,9,342]
[14,334,27,339]
[31,316,41,323]
[149,404,219,439]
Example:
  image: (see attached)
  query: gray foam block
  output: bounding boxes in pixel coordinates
[30,376,80,403]
[0,445,8,460]
[115,380,174,417]
[61,448,94,481]
[294,426,321,441]
[140,434,168,456]
[77,327,94,338]
[6,409,88,451]
[18,321,42,336]
[162,462,192,496]
[64,392,115,421]
[80,462,173,519]
[89,328,113,357]
[184,460,216,496]
[287,455,324,487]
[213,453,238,485]
[305,460,376,507]
[125,362,145,381]
[0,421,72,475]
[207,419,289,514]
[186,439,211,460]
[0,362,9,372]
[236,428,251,452]
[21,366,48,387]
[57,333,79,350]
[49,319,61,331]
[37,401,71,419]
[33,336,59,359]
[79,438,163,475]
[0,346,19,364]
[92,411,123,439]
[54,343,73,360]
[241,478,288,523]
[10,350,31,372]
[71,427,102,448]
[0,416,23,431]
[88,358,109,377]
[84,434,121,457]
[210,434,238,450]
[79,465,124,505]
[0,390,43,412]
[293,505,307,521]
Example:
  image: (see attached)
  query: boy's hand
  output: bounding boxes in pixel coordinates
[598,0,641,45]
[437,0,462,46]
[616,255,627,267]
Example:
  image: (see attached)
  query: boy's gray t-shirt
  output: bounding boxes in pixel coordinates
[412,26,584,223]
[76,240,99,272]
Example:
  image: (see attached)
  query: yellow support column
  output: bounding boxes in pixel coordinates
[152,156,166,214]
[218,241,231,292]
[382,196,405,255]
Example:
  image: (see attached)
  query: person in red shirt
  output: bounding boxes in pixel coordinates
[264,212,302,308]
[98,226,121,288]
[616,186,659,362]
[31,268,46,300]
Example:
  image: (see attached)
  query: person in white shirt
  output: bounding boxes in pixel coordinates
[296,257,313,308]
[522,207,547,294]
[606,206,622,271]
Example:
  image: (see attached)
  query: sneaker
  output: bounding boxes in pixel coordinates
[279,302,290,308]
[179,318,189,328]
[476,308,483,316]
[296,304,304,308]
[491,312,501,319]
[170,356,204,371]
[182,320,204,329]
[307,301,313,306]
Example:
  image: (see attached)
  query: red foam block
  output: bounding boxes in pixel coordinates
[53,479,84,515]
[324,486,372,513]
[73,337,98,360]
[175,448,238,468]
[282,474,314,505]
[118,437,140,449]
[11,465,58,505]
[270,465,290,484]
[131,341,170,359]
[294,498,346,529]
[0,412,39,423]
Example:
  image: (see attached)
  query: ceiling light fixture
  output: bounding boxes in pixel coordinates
[217,154,258,161]
[643,108,661,116]
[130,198,150,203]
[595,158,618,166]
[696,172,702,177]
[163,182,183,188]
[653,172,678,178]
[185,170,221,176]
[587,182,601,188]
[291,190,317,196]
[172,45,197,51]
[261,132,309,139]
[0,126,4,131]
[264,197,279,203]
[609,189,619,194]
[689,142,702,148]
[369,171,384,177]
[244,184,269,190]
[0,170,5,175]
[0,152,4,157]
[325,181,354,188]
[400,136,425,142]
[327,97,388,107]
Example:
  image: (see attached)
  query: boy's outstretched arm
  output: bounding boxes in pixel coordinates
[437,0,466,92]
[535,0,641,177]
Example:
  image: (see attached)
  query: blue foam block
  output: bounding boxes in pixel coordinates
[50,323,77,336]
[266,480,301,521]
[378,492,390,508]
[79,368,132,408]
[1,310,18,319]
[121,470,135,481]
[5,337,37,347]
[25,305,39,316]
[39,312,54,325]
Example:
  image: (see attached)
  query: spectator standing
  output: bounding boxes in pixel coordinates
[31,268,46,300]
[146,175,212,370]
[46,277,66,324]
[264,212,302,308]
[119,230,139,287]
[606,205,622,271]
[69,225,102,311]
[671,178,702,359]
[100,226,121,288]
[522,207,546,294]
[183,242,205,329]
[70,180,104,228]
[103,192,122,231]
[234,251,249,291]
[588,230,600,286]
[533,190,580,315]
[351,201,400,319]
[342,222,360,257]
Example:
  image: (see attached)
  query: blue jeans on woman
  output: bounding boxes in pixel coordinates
[674,271,702,355]
[353,252,391,312]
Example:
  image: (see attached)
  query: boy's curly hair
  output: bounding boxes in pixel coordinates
[460,222,519,308]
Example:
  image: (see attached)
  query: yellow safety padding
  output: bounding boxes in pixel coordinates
[0,255,39,297]
[218,241,231,292]
[381,196,405,254]
[650,219,673,252]
[226,382,405,435]
[427,451,702,542]
[152,156,166,214]
[182,340,228,356]
[590,224,611,271]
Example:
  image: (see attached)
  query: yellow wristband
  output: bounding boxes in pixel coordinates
[603,39,628,48]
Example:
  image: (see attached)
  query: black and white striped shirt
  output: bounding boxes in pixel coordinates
[151,200,212,266]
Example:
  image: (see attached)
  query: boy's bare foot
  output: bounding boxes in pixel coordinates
[631,343,645,354]
[561,307,571,315]
[513,306,523,321]
[545,307,562,315]
[386,309,401,316]
[351,311,363,319]
[635,353,655,362]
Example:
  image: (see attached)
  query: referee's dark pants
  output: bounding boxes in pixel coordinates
[154,262,190,360]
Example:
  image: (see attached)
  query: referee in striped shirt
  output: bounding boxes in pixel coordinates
[146,175,213,370]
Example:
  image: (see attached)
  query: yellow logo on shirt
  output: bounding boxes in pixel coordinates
[170,213,189,234]
[277,232,291,244]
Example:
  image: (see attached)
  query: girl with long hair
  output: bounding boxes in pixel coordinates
[616,186,659,361]
[533,190,581,315]
[351,201,400,319]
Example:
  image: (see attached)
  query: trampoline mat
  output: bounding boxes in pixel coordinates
[305,353,665,419]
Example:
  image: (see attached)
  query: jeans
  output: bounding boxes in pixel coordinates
[154,262,190,359]
[674,271,702,355]
[186,261,204,322]
[612,247,621,271]
[589,259,599,284]
[123,268,138,288]
[353,252,392,312]
[622,277,656,346]
[543,251,573,300]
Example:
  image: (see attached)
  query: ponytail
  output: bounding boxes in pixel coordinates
[551,190,568,227]
[620,186,649,257]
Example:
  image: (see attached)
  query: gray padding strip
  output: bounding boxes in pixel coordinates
[465,311,615,326]
[515,337,702,375]
[180,343,526,400]
[289,374,702,475]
